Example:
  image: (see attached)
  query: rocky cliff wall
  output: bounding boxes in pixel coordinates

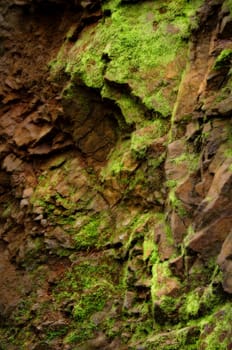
[0,0,232,349]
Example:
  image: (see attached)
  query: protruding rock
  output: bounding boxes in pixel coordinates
[217,231,232,293]
[188,215,232,257]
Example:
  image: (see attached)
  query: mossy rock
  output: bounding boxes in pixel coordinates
[213,49,232,70]
[51,0,203,118]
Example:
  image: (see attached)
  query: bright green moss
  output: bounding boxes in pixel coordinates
[52,0,203,118]
[171,152,200,172]
[180,291,201,320]
[100,139,132,178]
[199,303,232,350]
[168,188,187,217]
[54,260,123,345]
[74,215,101,249]
[213,49,232,70]
[151,260,178,307]
[101,83,145,126]
[224,0,232,15]
[72,287,107,321]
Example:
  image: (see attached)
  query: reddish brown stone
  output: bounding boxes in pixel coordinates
[169,256,185,278]
[188,215,232,257]
[217,231,232,294]
[170,211,187,244]
[219,14,232,39]
[175,174,200,206]
[154,221,175,261]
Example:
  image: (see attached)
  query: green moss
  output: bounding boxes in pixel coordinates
[213,49,232,70]
[1,202,15,219]
[100,139,131,178]
[180,291,201,320]
[74,214,101,249]
[130,318,154,343]
[143,89,172,118]
[142,214,168,262]
[53,259,123,345]
[101,83,145,126]
[151,260,179,309]
[64,324,96,345]
[199,303,232,350]
[171,152,199,172]
[72,287,107,321]
[130,119,168,160]
[45,327,68,341]
[124,212,154,251]
[225,0,232,13]
[21,237,45,268]
[144,326,200,350]
[143,239,156,261]
[51,0,202,118]
[168,188,187,217]
[165,179,178,189]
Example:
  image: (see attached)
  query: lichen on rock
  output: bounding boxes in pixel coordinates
[0,0,232,349]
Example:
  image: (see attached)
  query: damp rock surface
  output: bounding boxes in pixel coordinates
[0,0,232,349]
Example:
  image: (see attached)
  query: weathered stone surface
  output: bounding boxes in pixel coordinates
[0,1,232,349]
[0,244,31,317]
[188,215,232,257]
[219,14,232,38]
[2,154,23,172]
[45,226,75,249]
[154,221,175,261]
[175,173,200,207]
[215,95,232,116]
[217,231,232,293]
[170,211,188,244]
[169,256,185,278]
[61,89,118,161]
[165,140,189,181]
[13,113,53,147]
[194,154,232,230]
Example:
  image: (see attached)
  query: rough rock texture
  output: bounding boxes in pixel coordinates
[0,0,232,349]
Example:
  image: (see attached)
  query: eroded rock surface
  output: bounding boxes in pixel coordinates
[0,0,232,349]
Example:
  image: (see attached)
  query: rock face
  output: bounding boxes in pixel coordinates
[0,0,232,349]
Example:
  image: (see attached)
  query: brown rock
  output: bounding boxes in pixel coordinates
[165,140,189,181]
[22,187,34,198]
[62,88,117,161]
[166,140,186,159]
[154,221,175,261]
[2,154,23,172]
[0,171,10,186]
[14,113,53,147]
[186,121,200,140]
[195,158,232,230]
[86,193,108,211]
[188,215,232,257]
[195,173,213,197]
[209,144,228,174]
[216,95,232,116]
[219,14,232,39]
[217,231,232,293]
[153,263,180,299]
[170,211,187,244]
[123,291,136,310]
[169,256,185,278]
[0,243,31,317]
[175,174,200,206]
[45,226,75,249]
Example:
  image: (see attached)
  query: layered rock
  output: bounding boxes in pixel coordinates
[0,0,232,349]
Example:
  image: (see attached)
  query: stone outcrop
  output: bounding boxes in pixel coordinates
[0,0,232,349]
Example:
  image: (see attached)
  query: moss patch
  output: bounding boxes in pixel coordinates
[213,49,232,70]
[51,0,203,118]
